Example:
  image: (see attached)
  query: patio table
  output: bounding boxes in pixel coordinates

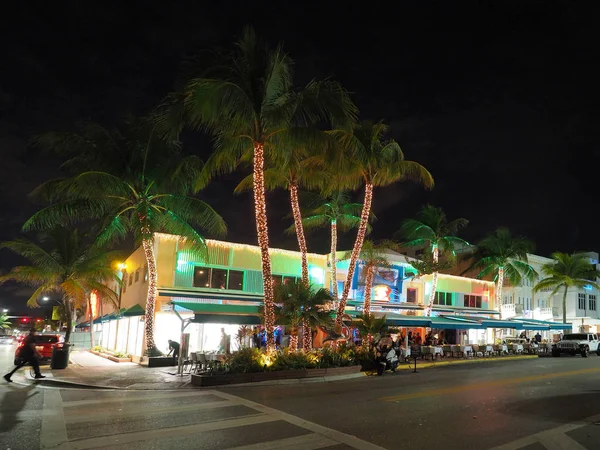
[442,345,453,357]
[495,344,508,355]
[479,345,493,356]
[508,344,523,354]
[459,345,473,357]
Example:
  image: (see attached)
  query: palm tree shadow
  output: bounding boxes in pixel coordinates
[500,391,600,424]
[0,385,39,433]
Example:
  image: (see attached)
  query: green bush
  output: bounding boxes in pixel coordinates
[92,345,102,352]
[113,351,131,358]
[225,347,265,373]
[272,348,319,370]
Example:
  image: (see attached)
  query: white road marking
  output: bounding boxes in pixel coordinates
[59,414,276,450]
[225,432,338,450]
[214,390,387,450]
[61,389,215,407]
[40,390,71,450]
[488,413,600,450]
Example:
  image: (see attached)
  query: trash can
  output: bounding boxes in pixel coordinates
[50,344,71,369]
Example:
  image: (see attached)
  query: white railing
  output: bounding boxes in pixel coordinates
[534,307,553,320]
[501,304,516,318]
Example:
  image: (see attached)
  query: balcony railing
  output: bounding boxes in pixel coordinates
[501,304,516,318]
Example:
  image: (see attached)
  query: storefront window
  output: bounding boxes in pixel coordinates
[228,270,244,290]
[464,295,482,308]
[434,291,452,306]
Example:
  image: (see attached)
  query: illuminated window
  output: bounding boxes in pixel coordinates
[464,295,482,308]
[578,293,586,310]
[193,267,210,287]
[406,288,417,303]
[211,269,227,289]
[228,270,244,290]
[434,292,452,306]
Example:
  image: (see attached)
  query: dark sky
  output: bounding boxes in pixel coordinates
[1,1,599,314]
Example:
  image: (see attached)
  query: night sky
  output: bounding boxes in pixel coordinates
[1,1,599,314]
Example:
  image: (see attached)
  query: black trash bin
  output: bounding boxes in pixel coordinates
[50,344,71,369]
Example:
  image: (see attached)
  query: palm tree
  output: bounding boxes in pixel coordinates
[464,228,536,318]
[331,121,434,325]
[157,28,356,349]
[0,229,120,343]
[23,122,227,354]
[235,150,326,287]
[534,253,600,325]
[0,314,11,330]
[291,190,369,303]
[399,205,469,316]
[355,313,389,344]
[342,240,394,314]
[274,281,333,350]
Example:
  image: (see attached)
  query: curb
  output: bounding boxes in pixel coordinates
[394,354,538,371]
[218,371,367,389]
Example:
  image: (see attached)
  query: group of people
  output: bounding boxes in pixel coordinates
[519,332,543,344]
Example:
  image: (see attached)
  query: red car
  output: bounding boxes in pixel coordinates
[14,334,63,365]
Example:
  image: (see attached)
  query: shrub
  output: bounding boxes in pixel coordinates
[225,347,265,373]
[113,351,131,358]
[272,348,319,371]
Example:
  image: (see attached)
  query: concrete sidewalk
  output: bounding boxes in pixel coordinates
[15,351,540,390]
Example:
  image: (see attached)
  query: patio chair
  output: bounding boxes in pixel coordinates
[186,352,198,373]
[197,353,210,373]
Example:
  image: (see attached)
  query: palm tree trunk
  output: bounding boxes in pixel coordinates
[64,299,74,344]
[303,320,312,350]
[496,266,504,319]
[88,295,94,350]
[425,244,439,317]
[562,286,568,325]
[142,236,158,353]
[331,219,338,307]
[290,182,309,286]
[289,328,298,351]
[363,265,374,314]
[253,142,276,350]
[336,183,373,326]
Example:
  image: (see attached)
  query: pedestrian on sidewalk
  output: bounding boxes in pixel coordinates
[4,328,46,382]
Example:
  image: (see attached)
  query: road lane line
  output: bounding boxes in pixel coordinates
[61,414,276,449]
[61,389,216,407]
[214,390,387,450]
[381,367,600,402]
[538,433,587,450]
[40,389,71,450]
[225,433,338,450]
[64,399,239,423]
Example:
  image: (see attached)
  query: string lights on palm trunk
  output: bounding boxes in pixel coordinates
[253,142,276,349]
[290,183,309,286]
[142,235,158,352]
[336,183,373,326]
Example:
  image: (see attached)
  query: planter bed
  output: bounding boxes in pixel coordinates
[147,356,177,368]
[191,365,361,387]
[88,350,132,363]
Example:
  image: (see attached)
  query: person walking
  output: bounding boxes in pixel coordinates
[4,329,45,382]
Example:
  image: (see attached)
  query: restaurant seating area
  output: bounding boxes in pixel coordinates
[183,351,227,374]
[403,341,552,361]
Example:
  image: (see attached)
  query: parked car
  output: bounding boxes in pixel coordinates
[552,333,599,357]
[14,334,63,365]
[0,334,14,345]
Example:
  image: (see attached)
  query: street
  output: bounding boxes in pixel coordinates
[2,343,600,450]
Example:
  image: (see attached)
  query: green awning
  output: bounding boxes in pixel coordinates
[430,316,483,330]
[512,318,571,330]
[191,314,261,325]
[93,314,110,324]
[122,304,145,317]
[479,319,524,329]
[171,301,261,316]
[106,308,127,320]
[385,316,432,328]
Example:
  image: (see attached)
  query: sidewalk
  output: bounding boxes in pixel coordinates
[20,350,193,390]
[17,351,540,390]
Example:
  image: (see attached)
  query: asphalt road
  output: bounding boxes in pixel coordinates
[2,342,600,450]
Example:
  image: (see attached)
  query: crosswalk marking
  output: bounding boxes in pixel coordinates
[225,432,338,450]
[65,414,277,449]
[488,413,600,450]
[40,390,69,450]
[61,390,215,407]
[64,399,238,423]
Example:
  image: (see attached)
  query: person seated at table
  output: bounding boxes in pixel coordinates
[167,340,180,361]
[414,332,422,345]
[407,331,413,345]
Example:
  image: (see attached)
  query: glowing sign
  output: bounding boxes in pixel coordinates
[374,285,392,301]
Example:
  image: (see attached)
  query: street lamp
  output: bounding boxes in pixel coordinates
[42,297,49,301]
[2,309,7,313]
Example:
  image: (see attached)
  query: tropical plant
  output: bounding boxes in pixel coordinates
[274,281,334,350]
[23,122,227,353]
[290,190,370,302]
[399,205,469,316]
[0,314,11,330]
[463,228,536,318]
[534,252,600,325]
[355,312,389,343]
[157,28,356,348]
[341,240,395,313]
[0,229,120,343]
[331,121,434,325]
